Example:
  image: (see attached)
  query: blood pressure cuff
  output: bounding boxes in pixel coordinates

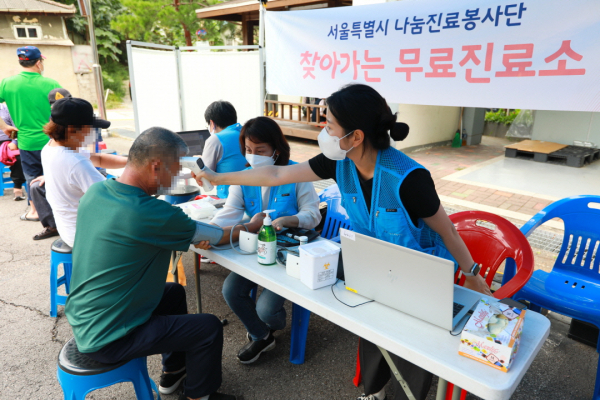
[192,221,224,245]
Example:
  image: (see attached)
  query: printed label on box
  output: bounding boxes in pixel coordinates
[458,298,526,372]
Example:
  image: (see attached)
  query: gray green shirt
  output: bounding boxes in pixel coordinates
[66,179,200,352]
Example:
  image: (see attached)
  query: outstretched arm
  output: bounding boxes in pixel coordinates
[193,161,320,188]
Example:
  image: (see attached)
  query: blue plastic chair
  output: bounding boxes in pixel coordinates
[50,238,73,318]
[286,184,353,364]
[57,337,160,400]
[513,195,600,400]
[0,162,14,195]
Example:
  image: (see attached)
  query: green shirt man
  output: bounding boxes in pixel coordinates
[0,47,61,151]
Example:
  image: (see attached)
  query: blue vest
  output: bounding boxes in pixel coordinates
[241,161,298,220]
[336,147,455,266]
[214,123,247,198]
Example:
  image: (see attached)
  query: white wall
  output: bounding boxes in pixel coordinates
[394,104,460,150]
[532,111,600,146]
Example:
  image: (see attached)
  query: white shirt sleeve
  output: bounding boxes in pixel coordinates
[68,158,106,194]
[201,135,223,171]
[210,185,247,228]
[293,182,322,229]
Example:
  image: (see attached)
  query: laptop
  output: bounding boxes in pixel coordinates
[339,229,480,331]
[177,130,211,156]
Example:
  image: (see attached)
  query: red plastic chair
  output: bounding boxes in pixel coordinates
[352,211,535,389]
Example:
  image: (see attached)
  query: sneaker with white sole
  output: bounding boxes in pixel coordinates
[237,331,276,364]
[357,395,387,400]
[159,368,186,394]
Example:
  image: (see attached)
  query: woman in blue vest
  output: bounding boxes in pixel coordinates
[208,116,322,365]
[195,85,491,400]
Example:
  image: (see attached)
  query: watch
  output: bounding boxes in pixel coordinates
[462,262,481,277]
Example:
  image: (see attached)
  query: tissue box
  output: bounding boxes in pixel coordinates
[459,298,526,372]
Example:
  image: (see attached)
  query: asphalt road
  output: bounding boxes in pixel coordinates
[0,135,597,399]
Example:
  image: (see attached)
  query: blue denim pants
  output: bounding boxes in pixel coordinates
[222,272,286,340]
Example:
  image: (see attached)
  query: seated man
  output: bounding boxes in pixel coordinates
[201,101,247,198]
[65,127,263,400]
[41,97,126,248]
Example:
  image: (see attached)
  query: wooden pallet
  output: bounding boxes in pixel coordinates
[505,145,600,167]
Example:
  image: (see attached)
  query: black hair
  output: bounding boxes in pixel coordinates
[326,84,409,151]
[19,58,40,68]
[239,117,290,166]
[128,127,188,168]
[204,101,237,129]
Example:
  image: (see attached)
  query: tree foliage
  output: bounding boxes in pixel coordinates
[57,0,125,63]
[111,0,239,47]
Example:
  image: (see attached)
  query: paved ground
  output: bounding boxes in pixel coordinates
[1,128,598,400]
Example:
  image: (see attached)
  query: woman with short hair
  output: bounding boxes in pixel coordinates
[208,116,322,365]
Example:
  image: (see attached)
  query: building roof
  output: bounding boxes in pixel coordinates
[196,0,350,21]
[0,0,76,14]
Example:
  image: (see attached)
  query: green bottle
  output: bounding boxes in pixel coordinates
[257,210,277,265]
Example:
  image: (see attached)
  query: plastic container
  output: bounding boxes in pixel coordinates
[299,241,340,290]
[286,252,301,279]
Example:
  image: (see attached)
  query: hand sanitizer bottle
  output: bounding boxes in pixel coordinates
[257,210,277,265]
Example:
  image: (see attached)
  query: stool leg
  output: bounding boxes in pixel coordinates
[57,369,84,400]
[64,262,73,294]
[289,303,311,364]
[50,259,58,318]
[130,358,159,400]
[250,287,257,303]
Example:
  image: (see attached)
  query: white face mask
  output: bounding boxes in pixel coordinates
[246,150,277,169]
[317,128,354,160]
[38,61,44,76]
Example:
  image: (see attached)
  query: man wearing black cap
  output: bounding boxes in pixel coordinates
[41,97,125,248]
[0,46,62,236]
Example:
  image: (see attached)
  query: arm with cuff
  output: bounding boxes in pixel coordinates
[193,213,264,249]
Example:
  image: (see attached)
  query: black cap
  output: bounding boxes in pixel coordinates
[48,88,72,105]
[51,97,110,129]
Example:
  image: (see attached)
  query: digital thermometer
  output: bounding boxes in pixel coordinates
[180,157,214,192]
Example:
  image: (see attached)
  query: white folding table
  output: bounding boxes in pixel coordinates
[189,243,550,400]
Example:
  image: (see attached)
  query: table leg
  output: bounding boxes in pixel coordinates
[170,251,178,284]
[436,378,448,400]
[451,384,462,400]
[194,253,202,313]
[377,346,417,400]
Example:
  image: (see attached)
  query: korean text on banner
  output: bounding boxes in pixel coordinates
[265,0,600,112]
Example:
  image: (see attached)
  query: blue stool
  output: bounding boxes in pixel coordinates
[57,337,160,400]
[0,162,14,195]
[50,238,73,317]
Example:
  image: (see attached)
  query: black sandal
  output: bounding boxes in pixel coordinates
[33,227,59,241]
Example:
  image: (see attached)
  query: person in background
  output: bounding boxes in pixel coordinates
[0,46,61,239]
[202,117,321,364]
[192,84,492,400]
[41,97,126,248]
[0,103,26,200]
[48,88,72,106]
[65,127,250,400]
[201,101,247,199]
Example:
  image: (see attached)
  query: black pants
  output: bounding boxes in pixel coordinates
[19,149,44,203]
[360,338,433,400]
[0,140,25,189]
[29,180,56,229]
[87,283,224,398]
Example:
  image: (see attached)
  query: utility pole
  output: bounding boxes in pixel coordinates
[78,0,107,120]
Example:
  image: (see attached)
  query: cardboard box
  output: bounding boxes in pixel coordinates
[459,298,526,372]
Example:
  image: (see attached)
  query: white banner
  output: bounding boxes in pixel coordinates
[265,0,600,112]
